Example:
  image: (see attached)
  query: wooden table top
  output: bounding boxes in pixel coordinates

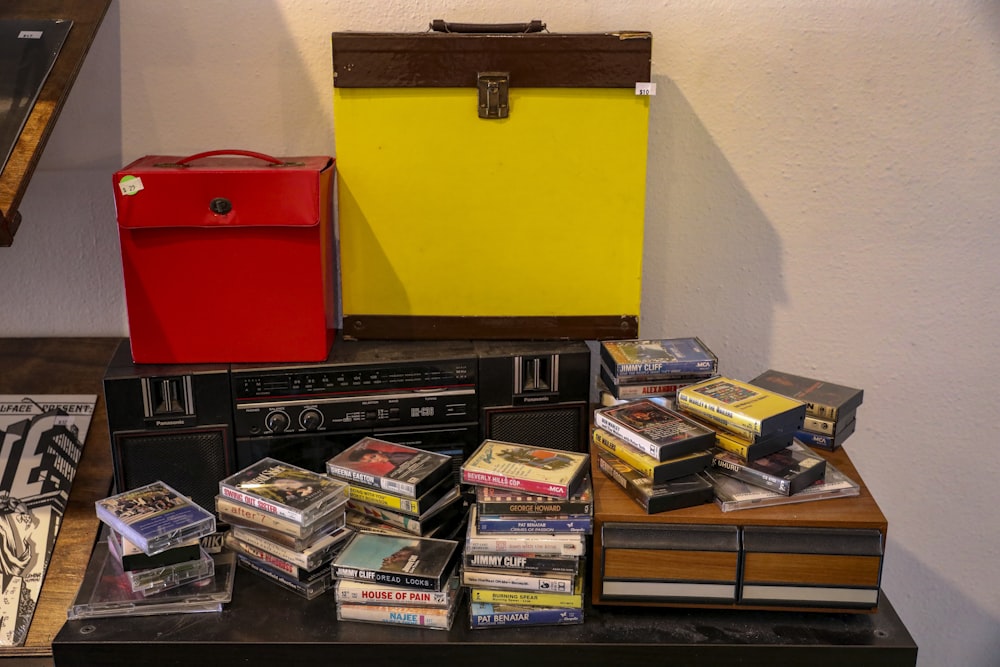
[0,338,118,662]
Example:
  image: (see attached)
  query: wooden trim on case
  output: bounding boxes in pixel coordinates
[332,32,652,88]
[342,315,638,340]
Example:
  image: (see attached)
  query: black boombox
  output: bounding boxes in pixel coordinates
[103,338,592,510]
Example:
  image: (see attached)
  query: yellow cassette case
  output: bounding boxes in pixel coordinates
[332,27,652,339]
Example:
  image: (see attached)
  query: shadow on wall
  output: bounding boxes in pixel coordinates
[639,75,786,381]
[883,535,1000,667]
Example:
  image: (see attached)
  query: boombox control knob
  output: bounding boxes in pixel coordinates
[300,408,323,431]
[265,410,290,433]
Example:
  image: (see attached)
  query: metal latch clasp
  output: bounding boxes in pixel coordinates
[478,72,509,119]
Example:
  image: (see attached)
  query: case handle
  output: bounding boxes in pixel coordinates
[171,149,287,167]
[429,19,546,34]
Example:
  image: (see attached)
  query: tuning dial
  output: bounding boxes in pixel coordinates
[300,408,323,431]
[264,410,290,433]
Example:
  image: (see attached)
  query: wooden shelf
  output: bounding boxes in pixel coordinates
[0,0,111,246]
[0,338,118,664]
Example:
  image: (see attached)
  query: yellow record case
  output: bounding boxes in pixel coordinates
[332,24,652,340]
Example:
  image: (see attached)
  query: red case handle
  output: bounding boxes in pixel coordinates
[173,149,286,166]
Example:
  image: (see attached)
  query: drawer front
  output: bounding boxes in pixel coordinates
[739,526,883,609]
[599,522,740,603]
[743,552,882,587]
[604,548,738,582]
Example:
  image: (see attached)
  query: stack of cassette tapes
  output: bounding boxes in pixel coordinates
[747,369,864,451]
[591,399,716,514]
[106,527,213,597]
[675,376,807,452]
[331,531,463,630]
[702,450,862,512]
[597,337,719,407]
[708,439,828,497]
[459,440,591,628]
[671,376,864,511]
[326,437,465,539]
[217,457,350,599]
[71,481,235,619]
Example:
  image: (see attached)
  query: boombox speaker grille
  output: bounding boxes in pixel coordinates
[485,404,587,452]
[113,428,231,512]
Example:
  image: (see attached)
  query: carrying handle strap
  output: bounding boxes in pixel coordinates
[429,19,546,34]
[171,149,287,167]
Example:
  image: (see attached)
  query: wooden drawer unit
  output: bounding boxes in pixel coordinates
[592,446,887,612]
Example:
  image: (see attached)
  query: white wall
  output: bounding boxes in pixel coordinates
[4,1,999,664]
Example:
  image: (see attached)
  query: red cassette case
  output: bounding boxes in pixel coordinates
[113,150,336,363]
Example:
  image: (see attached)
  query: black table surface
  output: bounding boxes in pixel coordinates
[53,563,917,667]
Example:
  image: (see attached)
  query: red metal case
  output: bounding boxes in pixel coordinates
[113,150,336,363]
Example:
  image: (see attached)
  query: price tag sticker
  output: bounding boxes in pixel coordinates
[635,82,657,96]
[118,175,144,197]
